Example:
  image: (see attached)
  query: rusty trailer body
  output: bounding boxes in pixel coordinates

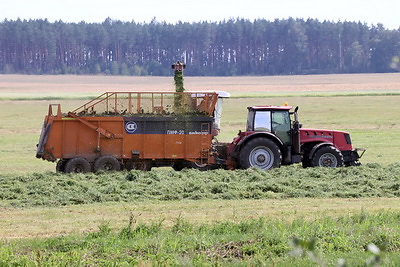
[36,91,222,172]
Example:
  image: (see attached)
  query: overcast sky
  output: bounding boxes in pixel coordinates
[2,0,399,29]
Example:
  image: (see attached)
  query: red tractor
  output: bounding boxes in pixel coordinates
[217,105,365,170]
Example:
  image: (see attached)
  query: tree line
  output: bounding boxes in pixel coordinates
[0,18,399,76]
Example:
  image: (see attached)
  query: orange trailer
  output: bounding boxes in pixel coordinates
[36,91,227,172]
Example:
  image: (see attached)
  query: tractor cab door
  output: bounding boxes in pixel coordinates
[271,111,291,145]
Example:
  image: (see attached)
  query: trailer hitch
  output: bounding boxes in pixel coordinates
[354,148,366,158]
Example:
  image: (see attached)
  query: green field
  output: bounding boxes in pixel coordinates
[1,95,399,174]
[1,74,400,265]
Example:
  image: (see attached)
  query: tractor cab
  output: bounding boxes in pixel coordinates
[246,105,294,145]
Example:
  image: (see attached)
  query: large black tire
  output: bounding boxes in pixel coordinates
[172,161,217,171]
[64,157,91,173]
[56,159,67,173]
[301,158,312,168]
[172,161,189,171]
[93,155,121,172]
[190,162,214,171]
[311,146,344,167]
[346,160,362,167]
[125,160,152,171]
[301,144,313,168]
[239,138,281,170]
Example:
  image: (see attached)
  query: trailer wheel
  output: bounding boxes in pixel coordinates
[126,160,152,171]
[311,146,344,167]
[172,161,189,171]
[56,159,67,173]
[94,156,121,172]
[239,138,281,170]
[190,162,211,171]
[64,157,91,173]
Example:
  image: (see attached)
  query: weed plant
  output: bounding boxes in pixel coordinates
[1,163,400,208]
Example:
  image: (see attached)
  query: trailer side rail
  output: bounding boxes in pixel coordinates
[71,92,218,117]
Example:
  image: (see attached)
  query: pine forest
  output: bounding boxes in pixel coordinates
[1,18,399,76]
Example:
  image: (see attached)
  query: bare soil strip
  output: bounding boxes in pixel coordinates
[1,198,399,240]
[1,73,400,94]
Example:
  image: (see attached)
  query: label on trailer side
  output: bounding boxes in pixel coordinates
[125,121,138,134]
[123,116,213,135]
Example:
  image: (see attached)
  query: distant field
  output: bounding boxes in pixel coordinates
[1,73,400,173]
[1,73,400,98]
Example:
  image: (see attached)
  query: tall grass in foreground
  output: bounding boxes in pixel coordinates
[1,211,400,266]
[1,163,400,208]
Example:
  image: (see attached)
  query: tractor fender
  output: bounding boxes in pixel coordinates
[307,142,335,160]
[235,132,284,154]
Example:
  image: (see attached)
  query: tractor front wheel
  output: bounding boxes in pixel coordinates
[311,146,344,167]
[239,138,281,170]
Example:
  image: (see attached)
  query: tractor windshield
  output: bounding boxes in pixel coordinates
[254,111,271,131]
[246,110,271,132]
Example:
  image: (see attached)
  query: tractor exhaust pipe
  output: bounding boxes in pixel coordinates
[292,106,301,154]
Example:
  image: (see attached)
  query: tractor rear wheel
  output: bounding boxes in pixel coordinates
[94,155,121,172]
[311,146,344,167]
[64,157,91,173]
[239,138,281,170]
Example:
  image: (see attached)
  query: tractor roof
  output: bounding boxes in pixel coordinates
[248,105,293,111]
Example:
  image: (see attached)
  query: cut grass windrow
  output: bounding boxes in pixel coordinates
[1,163,400,208]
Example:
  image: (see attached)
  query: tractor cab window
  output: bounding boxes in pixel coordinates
[271,111,290,131]
[246,110,254,131]
[253,111,271,132]
[271,111,291,144]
